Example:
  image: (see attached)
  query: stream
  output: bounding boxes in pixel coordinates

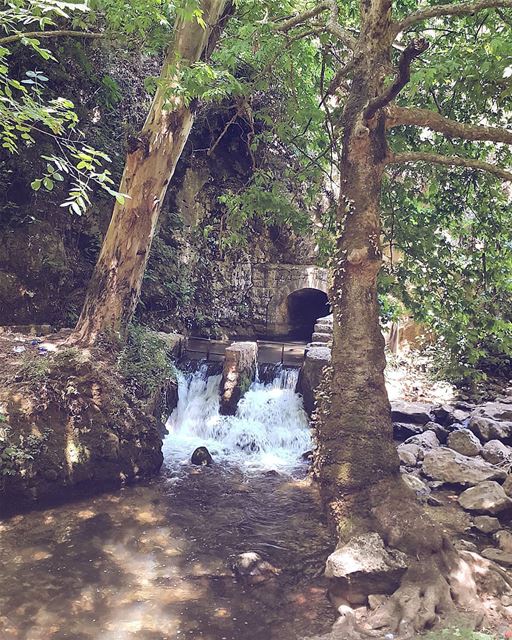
[0,365,335,640]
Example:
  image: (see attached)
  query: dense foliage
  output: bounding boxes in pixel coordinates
[2,0,512,385]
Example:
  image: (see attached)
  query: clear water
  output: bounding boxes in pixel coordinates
[0,364,334,640]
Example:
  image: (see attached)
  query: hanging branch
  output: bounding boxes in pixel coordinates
[387,151,512,181]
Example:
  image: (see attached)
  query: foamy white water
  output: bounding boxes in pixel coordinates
[163,364,311,472]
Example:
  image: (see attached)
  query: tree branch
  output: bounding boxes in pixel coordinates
[387,151,512,181]
[0,30,105,46]
[275,0,357,49]
[394,0,512,35]
[386,105,512,145]
[364,39,429,120]
[275,1,330,33]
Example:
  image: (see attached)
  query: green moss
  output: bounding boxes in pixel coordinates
[117,324,177,399]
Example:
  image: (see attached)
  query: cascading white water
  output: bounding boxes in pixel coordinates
[163,363,311,472]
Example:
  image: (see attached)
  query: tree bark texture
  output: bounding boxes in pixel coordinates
[315,0,401,537]
[72,0,231,344]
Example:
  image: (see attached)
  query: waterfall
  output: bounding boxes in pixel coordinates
[163,363,311,472]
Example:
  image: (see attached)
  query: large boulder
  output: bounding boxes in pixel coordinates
[433,404,472,426]
[391,400,433,425]
[482,440,512,465]
[458,481,512,514]
[404,430,440,450]
[481,548,512,566]
[446,429,482,457]
[472,402,512,423]
[473,516,501,534]
[393,422,425,440]
[296,346,331,416]
[422,448,507,486]
[219,342,257,416]
[325,533,408,604]
[503,474,512,497]
[468,416,512,443]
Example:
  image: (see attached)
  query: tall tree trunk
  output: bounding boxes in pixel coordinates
[71,0,232,345]
[315,3,496,634]
[316,0,400,538]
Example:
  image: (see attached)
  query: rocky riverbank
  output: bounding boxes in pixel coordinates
[0,326,182,511]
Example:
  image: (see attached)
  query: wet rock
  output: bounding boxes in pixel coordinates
[422,448,507,486]
[219,342,257,416]
[301,450,314,462]
[494,530,512,553]
[503,475,512,497]
[404,430,440,450]
[481,548,512,566]
[296,346,331,416]
[191,446,213,466]
[325,533,408,604]
[397,443,421,466]
[482,440,512,465]
[468,416,512,443]
[233,552,280,583]
[473,516,501,534]
[458,481,512,514]
[393,422,424,440]
[446,429,482,457]
[391,400,433,425]
[473,402,512,423]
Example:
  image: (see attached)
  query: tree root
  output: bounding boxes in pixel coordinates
[314,478,512,639]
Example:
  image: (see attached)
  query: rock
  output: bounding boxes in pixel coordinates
[473,516,501,534]
[325,533,408,604]
[424,421,450,444]
[433,404,471,426]
[454,539,478,553]
[391,400,433,425]
[191,446,213,466]
[402,473,429,494]
[473,402,512,423]
[458,481,512,514]
[468,416,512,443]
[301,450,314,462]
[219,342,257,415]
[481,548,512,566]
[495,530,512,553]
[503,475,512,497]
[233,552,280,583]
[397,443,422,466]
[446,429,482,457]
[482,440,512,465]
[427,496,444,507]
[393,423,424,440]
[368,594,387,611]
[296,346,331,416]
[422,448,507,486]
[404,430,440,450]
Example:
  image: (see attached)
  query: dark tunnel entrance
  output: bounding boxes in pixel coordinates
[286,288,331,340]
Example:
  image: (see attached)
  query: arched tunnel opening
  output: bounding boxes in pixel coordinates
[286,288,331,340]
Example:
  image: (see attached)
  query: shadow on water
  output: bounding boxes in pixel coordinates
[0,463,335,640]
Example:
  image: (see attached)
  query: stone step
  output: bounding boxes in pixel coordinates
[314,323,333,334]
[311,332,332,344]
